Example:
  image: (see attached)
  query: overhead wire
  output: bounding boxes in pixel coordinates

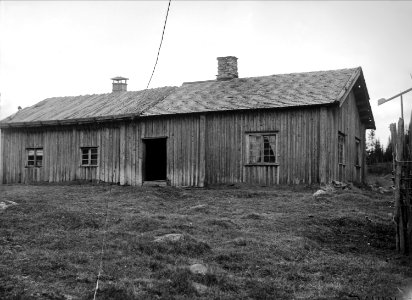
[93,3,172,298]
[146,0,172,90]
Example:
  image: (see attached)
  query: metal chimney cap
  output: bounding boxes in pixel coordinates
[111,76,129,81]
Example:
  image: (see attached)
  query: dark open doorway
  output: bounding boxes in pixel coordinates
[143,138,167,181]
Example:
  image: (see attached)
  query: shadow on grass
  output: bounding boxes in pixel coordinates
[304,216,395,254]
[90,286,136,300]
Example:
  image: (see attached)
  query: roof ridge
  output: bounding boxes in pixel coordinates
[245,67,359,78]
[40,86,178,101]
[180,67,360,85]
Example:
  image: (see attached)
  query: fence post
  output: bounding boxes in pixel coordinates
[396,118,408,254]
[407,118,412,253]
[391,123,400,252]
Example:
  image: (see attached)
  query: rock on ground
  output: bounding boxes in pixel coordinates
[192,282,207,294]
[189,263,207,275]
[313,190,328,197]
[0,200,18,211]
[154,233,184,243]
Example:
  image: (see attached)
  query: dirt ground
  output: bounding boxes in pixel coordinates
[0,181,411,299]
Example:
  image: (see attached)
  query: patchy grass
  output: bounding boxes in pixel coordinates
[0,183,411,299]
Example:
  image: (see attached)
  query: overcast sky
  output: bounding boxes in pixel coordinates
[1,1,411,146]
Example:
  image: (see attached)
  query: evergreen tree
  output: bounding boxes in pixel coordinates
[366,130,376,164]
[375,139,384,163]
[383,137,393,162]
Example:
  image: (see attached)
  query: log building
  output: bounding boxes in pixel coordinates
[0,57,375,186]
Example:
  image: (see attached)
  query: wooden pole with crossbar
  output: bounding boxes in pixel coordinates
[378,87,412,120]
[379,86,412,255]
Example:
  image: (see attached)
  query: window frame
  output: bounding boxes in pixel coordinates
[80,147,98,167]
[338,132,346,166]
[355,138,361,168]
[245,131,279,166]
[26,147,43,168]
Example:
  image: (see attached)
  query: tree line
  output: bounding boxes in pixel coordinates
[366,130,393,165]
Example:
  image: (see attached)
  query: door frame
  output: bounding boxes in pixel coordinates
[142,136,167,182]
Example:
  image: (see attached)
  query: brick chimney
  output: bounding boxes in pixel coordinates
[216,56,238,81]
[111,76,128,92]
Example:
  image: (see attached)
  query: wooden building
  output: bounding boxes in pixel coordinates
[0,57,375,186]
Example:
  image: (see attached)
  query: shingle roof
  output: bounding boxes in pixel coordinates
[0,67,375,128]
[0,87,176,126]
[144,68,359,116]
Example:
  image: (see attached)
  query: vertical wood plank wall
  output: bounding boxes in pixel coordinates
[1,115,203,186]
[204,108,321,185]
[1,96,367,186]
[334,91,365,183]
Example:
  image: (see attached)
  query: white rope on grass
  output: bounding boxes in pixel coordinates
[93,186,111,300]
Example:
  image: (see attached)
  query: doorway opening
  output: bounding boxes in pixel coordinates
[143,138,167,182]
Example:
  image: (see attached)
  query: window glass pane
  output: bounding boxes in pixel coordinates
[248,134,277,163]
[266,156,276,163]
[338,134,345,164]
[263,136,276,162]
[249,136,259,163]
[36,149,43,156]
[355,140,360,165]
[28,160,34,166]
[268,135,276,144]
[249,154,257,163]
[28,155,35,161]
[36,160,42,166]
[81,148,98,166]
[257,136,263,162]
[249,136,257,146]
[28,150,35,156]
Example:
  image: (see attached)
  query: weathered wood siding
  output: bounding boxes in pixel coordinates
[1,125,119,184]
[332,90,366,182]
[204,108,322,185]
[0,96,367,186]
[1,115,204,186]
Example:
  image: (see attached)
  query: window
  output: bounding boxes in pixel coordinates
[338,132,345,181]
[355,138,361,166]
[27,148,43,167]
[81,147,98,166]
[338,133,345,164]
[247,133,277,164]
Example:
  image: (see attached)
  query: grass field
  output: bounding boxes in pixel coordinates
[0,182,411,299]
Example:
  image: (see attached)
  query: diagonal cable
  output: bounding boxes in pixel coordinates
[146,0,172,89]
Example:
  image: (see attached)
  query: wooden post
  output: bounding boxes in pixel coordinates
[395,118,407,254]
[406,116,412,254]
[392,123,401,252]
[0,129,3,184]
[401,94,404,121]
[390,124,397,176]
